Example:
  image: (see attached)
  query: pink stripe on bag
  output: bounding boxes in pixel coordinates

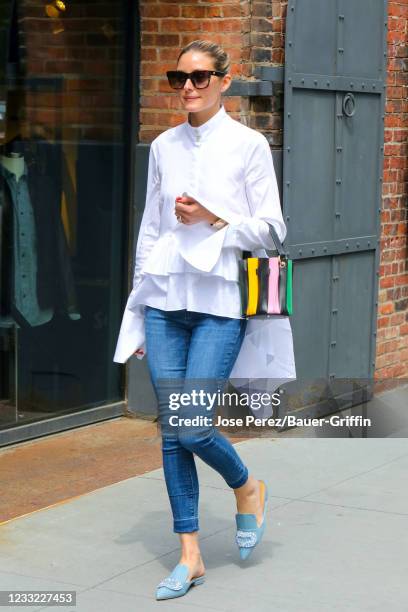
[267,259,281,314]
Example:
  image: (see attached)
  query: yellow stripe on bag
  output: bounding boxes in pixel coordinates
[246,258,259,315]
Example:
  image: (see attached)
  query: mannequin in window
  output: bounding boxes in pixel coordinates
[0,139,81,327]
[1,149,54,327]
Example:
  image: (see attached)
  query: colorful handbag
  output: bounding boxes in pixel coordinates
[238,223,293,318]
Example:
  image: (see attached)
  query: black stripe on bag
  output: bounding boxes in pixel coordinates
[257,258,269,315]
[278,262,288,315]
[238,259,248,316]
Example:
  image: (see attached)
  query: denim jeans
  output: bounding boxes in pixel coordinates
[144,306,249,533]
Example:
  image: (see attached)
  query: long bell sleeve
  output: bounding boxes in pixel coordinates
[132,142,162,290]
[112,142,161,363]
[222,134,286,252]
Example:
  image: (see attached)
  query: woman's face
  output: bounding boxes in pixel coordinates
[176,50,231,113]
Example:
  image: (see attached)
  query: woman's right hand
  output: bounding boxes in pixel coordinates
[175,196,218,225]
[134,348,145,357]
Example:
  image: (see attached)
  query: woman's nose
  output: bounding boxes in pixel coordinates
[183,78,195,90]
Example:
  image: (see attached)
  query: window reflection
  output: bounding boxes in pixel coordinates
[0,0,127,429]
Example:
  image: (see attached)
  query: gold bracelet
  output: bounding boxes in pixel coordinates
[211,217,228,230]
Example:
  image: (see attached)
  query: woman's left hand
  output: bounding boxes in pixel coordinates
[175,196,219,225]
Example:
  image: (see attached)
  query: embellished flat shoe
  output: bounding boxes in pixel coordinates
[235,479,268,560]
[156,563,205,600]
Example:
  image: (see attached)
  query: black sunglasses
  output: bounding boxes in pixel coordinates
[166,70,226,90]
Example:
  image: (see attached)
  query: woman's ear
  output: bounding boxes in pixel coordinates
[221,74,232,94]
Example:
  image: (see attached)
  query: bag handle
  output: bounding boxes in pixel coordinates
[243,222,287,259]
[265,223,286,258]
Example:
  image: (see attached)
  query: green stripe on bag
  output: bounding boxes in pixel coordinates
[286,259,293,315]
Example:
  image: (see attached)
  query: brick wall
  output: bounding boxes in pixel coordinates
[139,0,248,143]
[139,0,408,381]
[377,0,408,379]
[249,0,285,145]
[139,0,288,146]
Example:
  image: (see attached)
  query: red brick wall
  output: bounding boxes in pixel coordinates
[139,0,250,143]
[139,0,287,146]
[377,0,408,379]
[250,0,285,145]
[139,0,408,381]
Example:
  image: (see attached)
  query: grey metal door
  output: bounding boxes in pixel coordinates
[281,0,388,422]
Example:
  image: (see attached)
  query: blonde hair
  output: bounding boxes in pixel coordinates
[177,39,230,74]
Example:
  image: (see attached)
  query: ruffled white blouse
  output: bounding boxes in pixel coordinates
[113,104,296,385]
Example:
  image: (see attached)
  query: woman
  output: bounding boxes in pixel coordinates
[114,40,293,600]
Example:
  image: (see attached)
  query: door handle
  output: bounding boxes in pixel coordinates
[342,92,356,117]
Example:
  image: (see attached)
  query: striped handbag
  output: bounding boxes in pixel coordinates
[238,223,293,318]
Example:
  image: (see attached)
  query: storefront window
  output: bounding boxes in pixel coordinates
[0,0,130,429]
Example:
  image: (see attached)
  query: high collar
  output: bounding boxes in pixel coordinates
[184,104,227,143]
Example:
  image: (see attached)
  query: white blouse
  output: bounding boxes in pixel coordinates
[113,104,296,385]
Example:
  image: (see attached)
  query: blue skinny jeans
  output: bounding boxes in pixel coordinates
[144,306,249,533]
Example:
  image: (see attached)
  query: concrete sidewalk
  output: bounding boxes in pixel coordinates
[0,389,407,611]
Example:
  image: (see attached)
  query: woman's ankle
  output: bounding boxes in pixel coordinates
[234,475,259,499]
[179,551,205,575]
[180,549,202,560]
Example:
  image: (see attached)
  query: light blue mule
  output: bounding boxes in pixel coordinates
[156,563,205,600]
[235,480,269,560]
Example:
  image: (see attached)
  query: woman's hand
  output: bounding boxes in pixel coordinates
[175,196,219,225]
[133,348,145,357]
